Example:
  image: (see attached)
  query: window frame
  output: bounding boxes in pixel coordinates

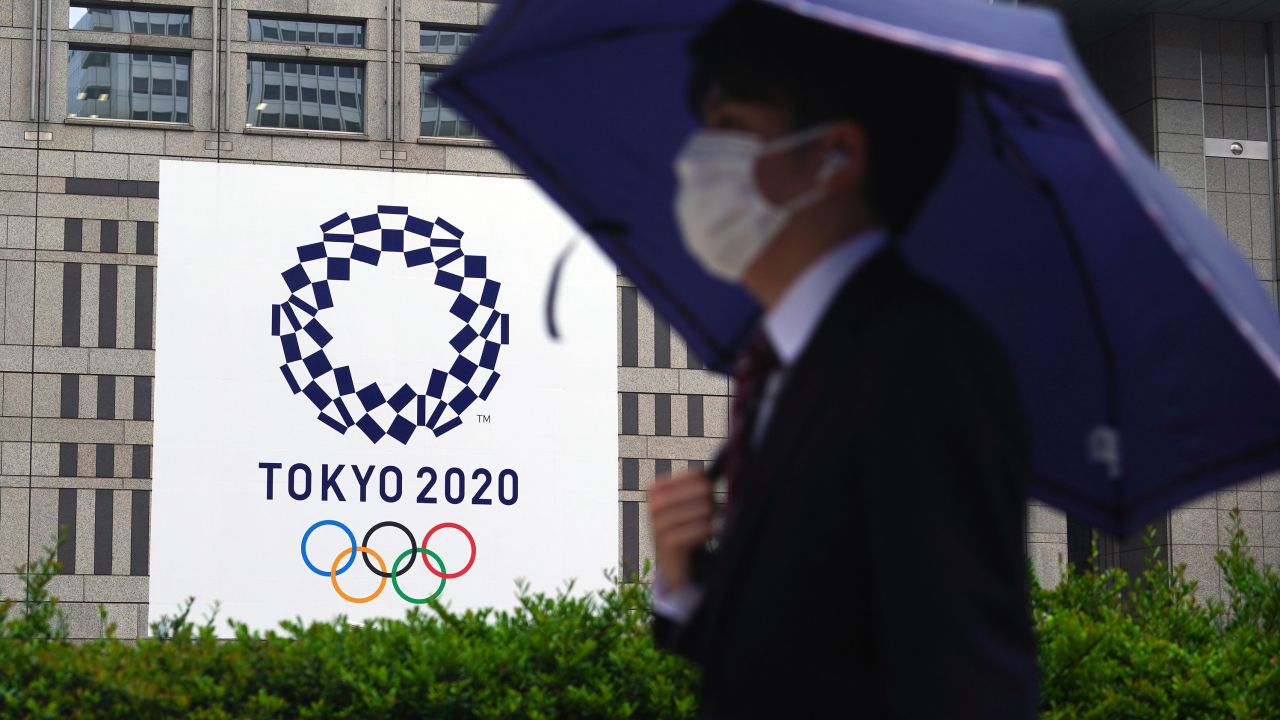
[417,65,486,141]
[65,43,193,126]
[418,23,479,56]
[68,3,194,38]
[246,12,367,49]
[244,55,368,136]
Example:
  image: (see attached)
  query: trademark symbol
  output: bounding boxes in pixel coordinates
[476,414,491,424]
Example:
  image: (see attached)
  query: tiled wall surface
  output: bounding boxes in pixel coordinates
[616,277,731,583]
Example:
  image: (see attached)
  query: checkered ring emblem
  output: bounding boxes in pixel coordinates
[271,206,508,444]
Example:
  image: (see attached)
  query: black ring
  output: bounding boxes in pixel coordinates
[361,521,417,578]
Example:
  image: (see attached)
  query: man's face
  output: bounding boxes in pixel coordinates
[700,85,834,208]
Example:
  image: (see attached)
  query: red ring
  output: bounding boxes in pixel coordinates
[421,522,476,579]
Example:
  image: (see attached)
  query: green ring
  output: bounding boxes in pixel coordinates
[391,547,447,604]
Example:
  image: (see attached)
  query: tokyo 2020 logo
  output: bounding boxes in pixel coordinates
[271,206,508,444]
[301,519,476,604]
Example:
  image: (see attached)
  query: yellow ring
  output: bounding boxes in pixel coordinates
[330,546,388,603]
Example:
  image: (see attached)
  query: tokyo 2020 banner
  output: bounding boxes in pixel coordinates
[153,161,618,634]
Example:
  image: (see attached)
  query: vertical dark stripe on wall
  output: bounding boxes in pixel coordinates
[136,222,155,255]
[655,458,672,477]
[95,443,114,478]
[135,266,154,349]
[98,264,118,348]
[100,220,119,253]
[94,489,113,575]
[655,394,671,436]
[654,315,671,368]
[131,445,151,479]
[621,392,639,435]
[622,458,639,490]
[133,376,152,420]
[56,489,77,574]
[686,343,703,370]
[59,373,79,418]
[97,375,116,419]
[62,263,82,347]
[622,500,639,582]
[64,218,83,251]
[58,443,78,476]
[620,287,638,367]
[1066,516,1093,571]
[130,490,150,575]
[687,395,704,437]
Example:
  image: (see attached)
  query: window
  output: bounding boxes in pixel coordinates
[248,16,365,48]
[420,69,479,139]
[420,25,477,54]
[67,48,191,123]
[69,4,192,37]
[246,58,364,133]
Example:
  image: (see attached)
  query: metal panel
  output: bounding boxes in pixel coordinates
[212,0,219,130]
[655,393,671,436]
[96,375,115,419]
[621,500,639,581]
[56,488,76,573]
[60,373,78,418]
[61,263,81,347]
[621,457,639,490]
[129,490,150,575]
[98,264,117,348]
[1205,138,1269,160]
[43,0,51,121]
[93,488,113,574]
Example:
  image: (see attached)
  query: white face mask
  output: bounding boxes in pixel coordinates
[673,124,843,282]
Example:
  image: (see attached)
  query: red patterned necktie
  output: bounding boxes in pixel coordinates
[723,329,780,516]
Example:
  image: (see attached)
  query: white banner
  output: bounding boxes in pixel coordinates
[153,161,617,633]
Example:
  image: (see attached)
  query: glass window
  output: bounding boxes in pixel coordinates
[246,58,364,133]
[419,69,479,139]
[69,4,192,37]
[420,25,477,54]
[248,16,365,48]
[67,47,191,123]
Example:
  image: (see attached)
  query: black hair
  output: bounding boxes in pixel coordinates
[687,1,966,236]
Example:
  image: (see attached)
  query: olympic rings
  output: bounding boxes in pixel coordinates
[300,519,475,603]
[331,546,387,603]
[420,522,477,579]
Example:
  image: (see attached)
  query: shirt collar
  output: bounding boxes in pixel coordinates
[763,228,889,366]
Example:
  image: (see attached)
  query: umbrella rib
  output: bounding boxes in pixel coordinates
[973,86,1123,478]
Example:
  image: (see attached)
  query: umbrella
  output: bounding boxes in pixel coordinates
[435,0,1280,535]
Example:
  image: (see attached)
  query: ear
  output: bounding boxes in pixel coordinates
[821,121,868,193]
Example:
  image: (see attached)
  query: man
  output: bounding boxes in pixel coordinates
[647,3,1039,717]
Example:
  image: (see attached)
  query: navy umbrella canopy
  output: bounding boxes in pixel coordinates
[436,0,1280,535]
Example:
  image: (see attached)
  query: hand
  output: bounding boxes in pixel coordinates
[648,469,714,591]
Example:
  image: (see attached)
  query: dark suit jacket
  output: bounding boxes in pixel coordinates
[654,249,1038,719]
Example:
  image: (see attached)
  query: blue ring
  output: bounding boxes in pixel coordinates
[301,519,357,577]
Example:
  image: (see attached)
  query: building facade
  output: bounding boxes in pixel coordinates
[0,0,1277,638]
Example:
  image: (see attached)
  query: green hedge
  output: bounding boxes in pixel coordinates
[3,511,1278,718]
[1035,511,1280,719]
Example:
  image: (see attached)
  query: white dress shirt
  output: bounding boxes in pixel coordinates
[652,228,889,623]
